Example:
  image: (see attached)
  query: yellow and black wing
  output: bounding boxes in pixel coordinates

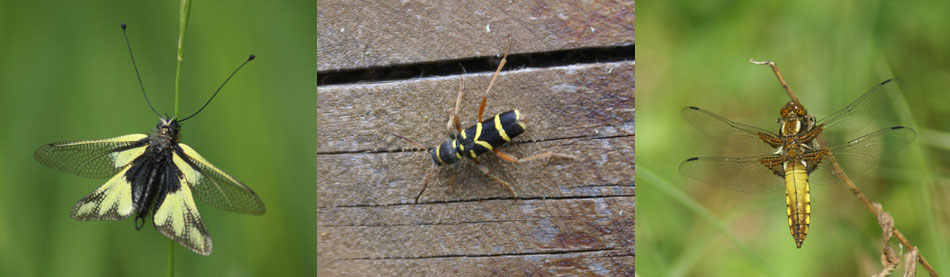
[34,134,149,178]
[69,165,139,220]
[152,167,213,255]
[34,134,150,220]
[148,143,264,255]
[170,143,266,215]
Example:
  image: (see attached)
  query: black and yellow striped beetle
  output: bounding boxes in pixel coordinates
[398,36,575,203]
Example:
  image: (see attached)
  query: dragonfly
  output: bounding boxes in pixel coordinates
[679,79,917,248]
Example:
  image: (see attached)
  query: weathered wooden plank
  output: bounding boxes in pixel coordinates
[317,197,634,276]
[323,250,633,277]
[317,137,633,206]
[318,198,633,255]
[317,60,633,275]
[317,67,633,276]
[317,61,634,154]
[317,0,635,71]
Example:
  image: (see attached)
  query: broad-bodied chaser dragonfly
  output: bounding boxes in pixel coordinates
[680,79,917,248]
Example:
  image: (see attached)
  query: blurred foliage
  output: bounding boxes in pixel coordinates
[0,0,314,276]
[637,0,950,276]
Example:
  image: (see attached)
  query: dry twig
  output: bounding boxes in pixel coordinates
[750,59,800,103]
[905,247,921,277]
[873,204,899,277]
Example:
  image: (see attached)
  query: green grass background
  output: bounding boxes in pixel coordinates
[0,0,314,275]
[637,1,950,276]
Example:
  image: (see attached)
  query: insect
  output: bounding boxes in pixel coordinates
[679,62,916,248]
[33,24,265,256]
[396,36,575,203]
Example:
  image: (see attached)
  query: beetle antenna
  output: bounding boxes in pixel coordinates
[391,133,427,151]
[180,54,255,122]
[122,23,161,118]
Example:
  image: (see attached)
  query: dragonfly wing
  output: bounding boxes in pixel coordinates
[682,106,780,155]
[809,126,917,183]
[817,79,903,142]
[680,154,786,193]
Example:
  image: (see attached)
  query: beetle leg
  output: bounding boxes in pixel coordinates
[473,158,517,198]
[446,76,465,134]
[414,168,438,204]
[448,167,458,191]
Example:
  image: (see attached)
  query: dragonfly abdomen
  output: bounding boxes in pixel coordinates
[784,162,811,248]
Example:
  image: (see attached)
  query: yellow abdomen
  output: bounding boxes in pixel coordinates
[784,162,811,248]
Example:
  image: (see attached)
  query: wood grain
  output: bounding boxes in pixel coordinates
[318,197,633,276]
[317,0,634,274]
[318,61,634,275]
[317,0,635,71]
[317,62,634,154]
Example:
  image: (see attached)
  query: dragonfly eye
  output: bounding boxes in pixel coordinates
[780,101,808,117]
[795,107,807,116]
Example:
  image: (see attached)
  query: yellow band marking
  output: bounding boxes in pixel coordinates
[469,150,476,158]
[474,122,483,140]
[470,122,493,152]
[471,120,497,153]
[435,143,445,164]
[495,115,510,142]
[475,141,493,151]
[784,161,811,246]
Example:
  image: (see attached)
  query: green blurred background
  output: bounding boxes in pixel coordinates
[638,1,950,276]
[0,0,314,276]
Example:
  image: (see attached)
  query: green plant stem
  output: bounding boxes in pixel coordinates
[168,240,174,277]
[169,1,191,276]
[174,0,193,118]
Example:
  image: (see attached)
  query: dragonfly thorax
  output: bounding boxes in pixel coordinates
[779,101,810,136]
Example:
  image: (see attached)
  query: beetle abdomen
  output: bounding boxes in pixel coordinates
[457,110,525,159]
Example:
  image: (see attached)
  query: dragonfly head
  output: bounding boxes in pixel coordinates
[780,101,808,119]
